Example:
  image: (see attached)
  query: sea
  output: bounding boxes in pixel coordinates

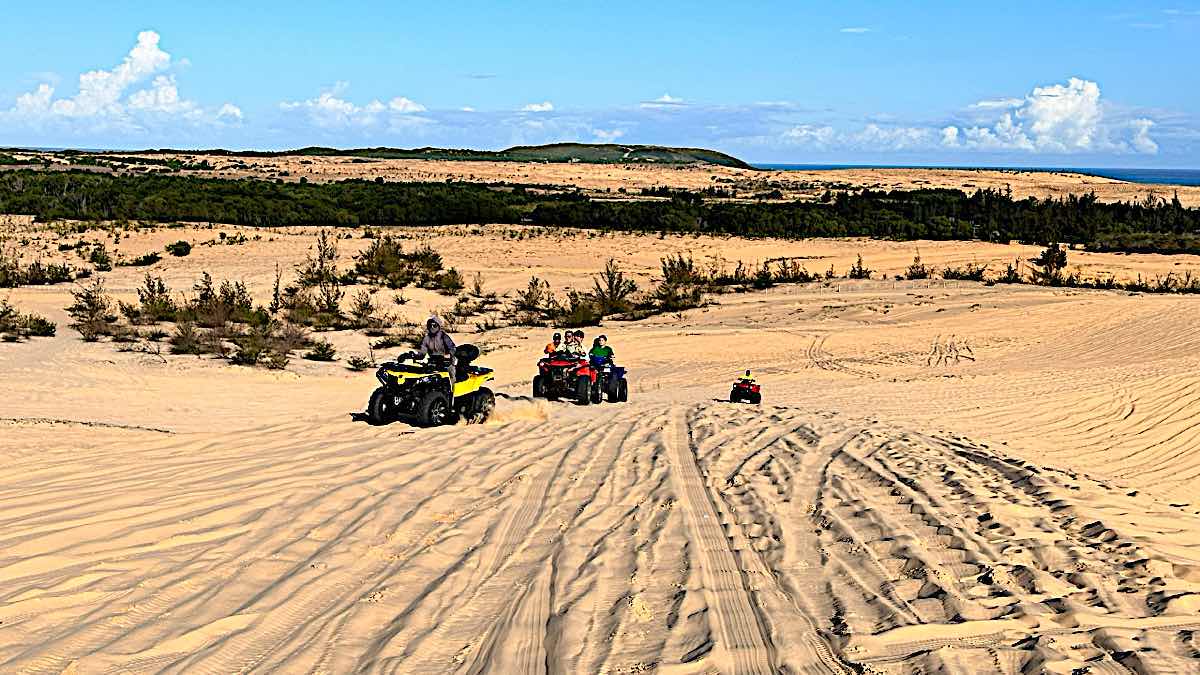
[753,164,1200,187]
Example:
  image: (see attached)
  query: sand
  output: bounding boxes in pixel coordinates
[3,220,1200,673]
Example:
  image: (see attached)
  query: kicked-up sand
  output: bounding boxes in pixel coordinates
[3,221,1200,673]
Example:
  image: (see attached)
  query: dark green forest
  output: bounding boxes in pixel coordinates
[1,171,1197,252]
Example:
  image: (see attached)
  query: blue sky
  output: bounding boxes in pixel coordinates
[1,1,1197,166]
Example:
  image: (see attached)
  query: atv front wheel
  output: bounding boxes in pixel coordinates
[417,390,451,427]
[617,379,628,402]
[729,390,741,403]
[591,380,602,404]
[367,387,397,425]
[575,375,591,405]
[532,375,546,399]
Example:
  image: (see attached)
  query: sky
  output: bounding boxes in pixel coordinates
[1,1,1197,167]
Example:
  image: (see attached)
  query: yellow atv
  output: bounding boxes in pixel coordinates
[366,345,495,427]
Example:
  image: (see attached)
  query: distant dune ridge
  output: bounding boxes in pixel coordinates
[58,142,755,169]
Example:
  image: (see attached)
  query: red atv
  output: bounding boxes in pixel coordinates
[730,378,761,404]
[533,351,599,405]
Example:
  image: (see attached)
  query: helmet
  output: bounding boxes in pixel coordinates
[553,332,561,340]
[426,317,441,332]
[575,330,584,338]
[745,370,751,376]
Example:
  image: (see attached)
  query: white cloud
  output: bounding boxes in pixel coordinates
[940,125,960,147]
[592,128,625,142]
[1130,118,1159,154]
[50,30,171,118]
[943,77,1159,154]
[217,103,243,121]
[640,93,687,109]
[969,97,1023,110]
[279,87,427,128]
[388,96,426,113]
[2,30,240,137]
[849,124,933,150]
[521,101,554,112]
[783,124,835,147]
[460,106,476,112]
[839,27,872,33]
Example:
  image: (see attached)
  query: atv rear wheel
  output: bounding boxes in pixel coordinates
[617,379,628,402]
[367,387,397,425]
[468,387,495,423]
[532,375,546,399]
[417,390,451,427]
[749,392,761,405]
[590,380,602,404]
[575,375,591,405]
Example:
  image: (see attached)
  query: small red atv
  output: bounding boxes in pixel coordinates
[730,378,761,404]
[533,351,599,405]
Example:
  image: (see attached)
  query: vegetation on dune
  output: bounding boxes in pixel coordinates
[3,171,1195,254]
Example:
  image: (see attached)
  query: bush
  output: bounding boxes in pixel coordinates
[941,261,988,281]
[297,229,339,287]
[997,260,1023,284]
[347,353,374,371]
[0,247,75,287]
[349,289,377,327]
[165,240,192,257]
[0,300,56,340]
[121,252,161,267]
[88,244,113,271]
[1031,244,1067,286]
[905,251,930,280]
[304,339,337,361]
[66,277,116,340]
[591,259,638,315]
[169,321,205,354]
[848,254,871,280]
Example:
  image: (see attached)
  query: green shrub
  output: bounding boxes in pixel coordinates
[88,244,113,271]
[121,252,161,267]
[304,339,337,361]
[66,277,116,340]
[165,240,192,256]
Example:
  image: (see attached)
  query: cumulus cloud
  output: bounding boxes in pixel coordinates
[943,77,1158,154]
[1,30,241,140]
[521,101,554,112]
[782,123,932,151]
[279,87,427,128]
[783,124,835,147]
[592,128,625,142]
[217,103,243,121]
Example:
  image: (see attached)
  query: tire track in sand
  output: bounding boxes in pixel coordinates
[664,405,848,674]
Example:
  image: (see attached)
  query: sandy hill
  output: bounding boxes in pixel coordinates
[3,224,1200,672]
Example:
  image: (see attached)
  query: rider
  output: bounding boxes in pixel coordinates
[418,316,457,380]
[544,332,562,354]
[589,335,614,364]
[565,330,587,357]
[738,369,755,384]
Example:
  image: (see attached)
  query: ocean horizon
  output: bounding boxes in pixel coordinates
[754,164,1200,188]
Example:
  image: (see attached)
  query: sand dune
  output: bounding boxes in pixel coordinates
[4,226,1200,672]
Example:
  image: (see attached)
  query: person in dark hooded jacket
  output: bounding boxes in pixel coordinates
[418,316,457,378]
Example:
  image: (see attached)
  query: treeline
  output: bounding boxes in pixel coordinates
[0,171,549,228]
[2,171,1198,253]
[531,189,1200,252]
